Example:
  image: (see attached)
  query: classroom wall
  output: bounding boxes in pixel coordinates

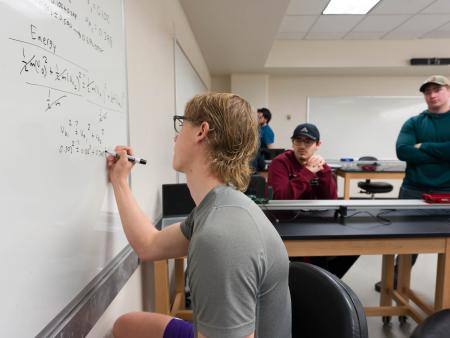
[211,76,231,93]
[231,74,269,109]
[267,39,450,70]
[87,1,210,336]
[229,74,425,148]
[228,74,427,198]
[268,76,425,149]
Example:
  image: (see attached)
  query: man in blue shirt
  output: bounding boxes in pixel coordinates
[257,107,274,149]
[251,108,275,171]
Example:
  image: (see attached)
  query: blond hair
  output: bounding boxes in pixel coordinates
[184,93,258,191]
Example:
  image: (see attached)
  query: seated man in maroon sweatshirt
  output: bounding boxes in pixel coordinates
[268,123,336,200]
[268,123,357,278]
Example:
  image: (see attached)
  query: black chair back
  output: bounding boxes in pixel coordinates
[289,262,368,338]
[410,309,450,338]
[244,175,266,199]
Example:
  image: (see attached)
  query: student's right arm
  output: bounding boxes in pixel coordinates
[396,118,440,164]
[107,146,188,261]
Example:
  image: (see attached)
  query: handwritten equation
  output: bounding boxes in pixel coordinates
[4,1,126,160]
[17,43,123,110]
[32,0,113,53]
[58,111,108,157]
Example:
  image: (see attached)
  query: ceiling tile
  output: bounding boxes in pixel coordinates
[351,15,410,32]
[421,30,450,38]
[421,20,450,38]
[305,31,347,39]
[286,0,329,15]
[309,15,364,33]
[344,31,386,40]
[279,15,318,33]
[371,0,435,15]
[421,0,450,14]
[431,21,450,32]
[276,31,308,39]
[385,14,450,37]
[383,31,423,39]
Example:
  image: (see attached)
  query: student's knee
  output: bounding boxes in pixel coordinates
[112,312,173,338]
[112,312,134,338]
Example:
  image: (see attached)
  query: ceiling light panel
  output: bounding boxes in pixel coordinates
[323,0,381,14]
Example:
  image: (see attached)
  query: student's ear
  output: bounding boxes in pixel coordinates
[195,121,210,142]
[316,141,322,148]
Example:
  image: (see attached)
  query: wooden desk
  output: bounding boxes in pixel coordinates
[335,168,405,200]
[154,210,450,323]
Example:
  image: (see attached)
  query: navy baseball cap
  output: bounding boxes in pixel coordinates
[292,123,320,141]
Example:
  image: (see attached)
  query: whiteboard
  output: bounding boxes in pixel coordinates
[175,42,207,183]
[308,96,426,160]
[0,1,128,336]
[175,42,207,115]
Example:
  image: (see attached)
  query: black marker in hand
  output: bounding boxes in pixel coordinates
[105,150,147,165]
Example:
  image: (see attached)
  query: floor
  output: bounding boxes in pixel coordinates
[342,254,437,338]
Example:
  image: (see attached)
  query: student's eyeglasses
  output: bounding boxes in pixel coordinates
[292,138,316,146]
[173,115,189,133]
[173,115,215,134]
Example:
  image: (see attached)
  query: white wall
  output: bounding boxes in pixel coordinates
[227,74,429,198]
[268,76,427,198]
[211,75,231,93]
[88,1,210,336]
[231,74,269,109]
[267,39,450,70]
[269,76,424,149]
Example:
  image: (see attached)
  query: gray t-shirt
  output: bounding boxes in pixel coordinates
[180,185,291,338]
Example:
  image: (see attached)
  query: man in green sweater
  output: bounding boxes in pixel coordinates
[397,74,450,196]
[375,75,450,292]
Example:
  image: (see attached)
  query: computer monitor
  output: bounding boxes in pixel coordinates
[162,183,195,216]
[261,148,285,160]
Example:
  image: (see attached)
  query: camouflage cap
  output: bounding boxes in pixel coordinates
[419,75,450,92]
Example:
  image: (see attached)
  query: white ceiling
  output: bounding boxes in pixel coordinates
[279,0,450,40]
[179,0,450,76]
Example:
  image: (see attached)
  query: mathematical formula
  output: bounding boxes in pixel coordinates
[58,111,108,158]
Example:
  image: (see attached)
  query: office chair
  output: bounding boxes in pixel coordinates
[289,262,368,338]
[244,174,266,199]
[410,309,450,338]
[357,156,393,199]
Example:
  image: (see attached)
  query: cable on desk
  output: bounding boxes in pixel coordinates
[345,209,394,226]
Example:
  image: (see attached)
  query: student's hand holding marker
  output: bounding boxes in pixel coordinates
[106,145,135,184]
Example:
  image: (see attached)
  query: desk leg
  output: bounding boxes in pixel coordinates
[397,254,412,296]
[343,176,350,200]
[154,260,170,314]
[435,239,450,310]
[380,255,395,308]
[171,258,186,316]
